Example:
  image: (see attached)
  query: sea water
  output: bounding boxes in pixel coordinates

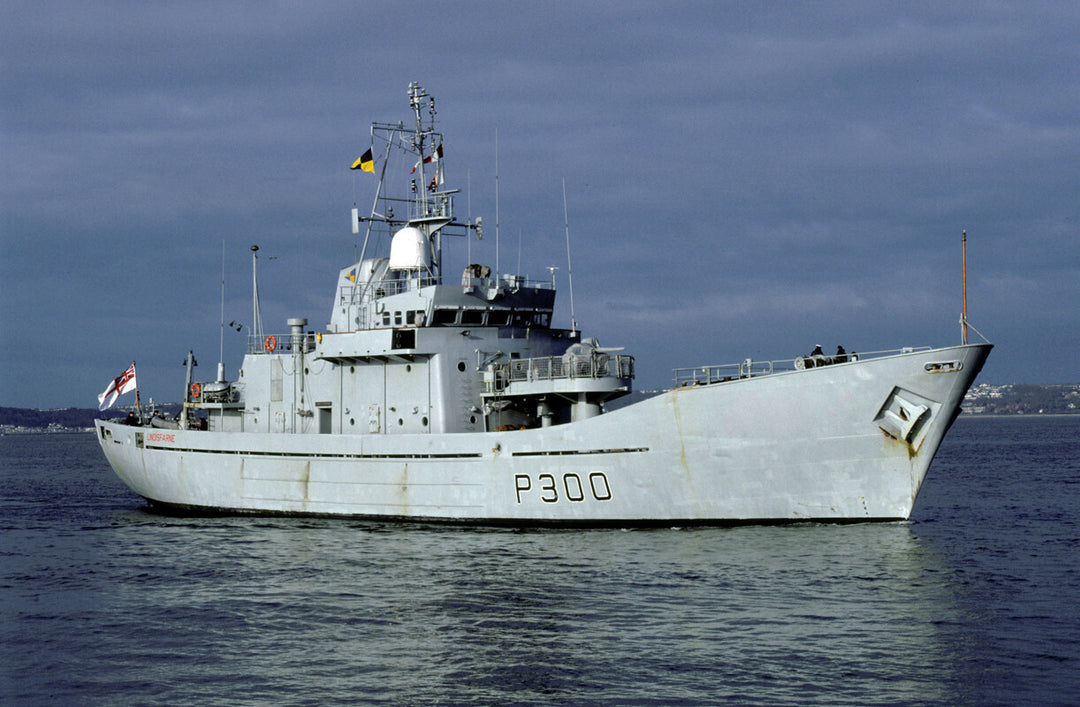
[1,416,1077,706]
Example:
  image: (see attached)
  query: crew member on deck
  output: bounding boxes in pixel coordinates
[835,345,847,363]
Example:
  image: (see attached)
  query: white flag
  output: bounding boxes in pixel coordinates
[98,363,137,411]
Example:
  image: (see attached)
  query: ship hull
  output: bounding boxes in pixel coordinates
[95,344,990,524]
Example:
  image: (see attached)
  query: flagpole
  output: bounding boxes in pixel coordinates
[494,127,500,279]
[467,169,472,265]
[563,179,578,337]
[132,360,143,420]
[961,230,968,345]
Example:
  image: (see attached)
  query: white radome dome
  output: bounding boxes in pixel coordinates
[389,227,431,271]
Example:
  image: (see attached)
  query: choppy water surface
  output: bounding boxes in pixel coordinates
[2,416,1077,705]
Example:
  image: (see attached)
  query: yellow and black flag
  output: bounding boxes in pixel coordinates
[351,147,374,173]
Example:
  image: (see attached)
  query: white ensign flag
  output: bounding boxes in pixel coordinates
[98,363,137,411]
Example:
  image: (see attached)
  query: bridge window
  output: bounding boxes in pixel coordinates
[432,309,458,325]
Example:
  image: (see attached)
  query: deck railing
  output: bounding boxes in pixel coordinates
[487,353,635,393]
[337,276,438,307]
[245,332,316,355]
[672,347,932,388]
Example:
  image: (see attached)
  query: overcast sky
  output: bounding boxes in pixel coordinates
[2,1,1077,409]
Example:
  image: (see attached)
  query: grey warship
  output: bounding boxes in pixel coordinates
[95,83,991,524]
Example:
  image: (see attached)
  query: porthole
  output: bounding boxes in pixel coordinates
[422,416,428,426]
[469,415,476,424]
[350,418,355,426]
[406,364,411,372]
[457,361,467,372]
[398,418,404,426]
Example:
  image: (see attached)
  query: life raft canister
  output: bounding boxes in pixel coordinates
[265,335,277,352]
[190,382,201,398]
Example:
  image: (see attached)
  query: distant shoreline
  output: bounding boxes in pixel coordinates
[960,412,1079,418]
[2,385,1078,432]
[2,429,95,435]
[2,411,1077,435]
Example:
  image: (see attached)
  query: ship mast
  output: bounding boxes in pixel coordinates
[251,245,264,349]
[409,82,432,218]
[355,83,482,285]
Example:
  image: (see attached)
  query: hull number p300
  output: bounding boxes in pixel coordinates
[515,472,612,504]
